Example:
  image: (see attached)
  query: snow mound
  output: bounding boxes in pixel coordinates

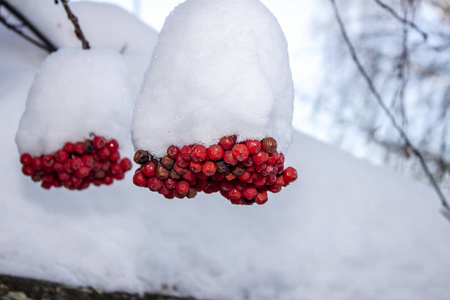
[132,0,294,157]
[16,47,133,156]
[6,0,158,95]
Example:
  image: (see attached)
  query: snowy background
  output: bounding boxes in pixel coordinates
[1,1,450,300]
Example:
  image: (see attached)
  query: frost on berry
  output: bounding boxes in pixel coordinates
[18,135,132,190]
[131,136,297,205]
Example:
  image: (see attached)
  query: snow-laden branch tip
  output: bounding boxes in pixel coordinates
[329,0,450,219]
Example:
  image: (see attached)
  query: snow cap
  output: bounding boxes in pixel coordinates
[132,0,294,157]
[16,47,133,156]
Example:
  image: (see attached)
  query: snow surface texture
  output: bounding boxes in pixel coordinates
[6,0,158,95]
[2,26,450,300]
[132,0,294,158]
[15,47,133,156]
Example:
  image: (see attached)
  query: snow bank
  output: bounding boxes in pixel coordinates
[132,0,294,157]
[6,0,158,95]
[15,47,133,156]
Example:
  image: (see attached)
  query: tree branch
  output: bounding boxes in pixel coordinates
[374,0,428,41]
[329,0,450,216]
[0,0,57,52]
[56,0,90,50]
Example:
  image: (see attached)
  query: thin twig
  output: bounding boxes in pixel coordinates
[329,0,450,214]
[374,0,428,41]
[0,0,57,52]
[57,0,90,49]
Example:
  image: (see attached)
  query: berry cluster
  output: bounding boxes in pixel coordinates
[19,136,132,190]
[132,136,297,205]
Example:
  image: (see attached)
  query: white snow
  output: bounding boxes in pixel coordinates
[132,0,294,157]
[2,3,450,300]
[6,0,158,95]
[15,47,133,156]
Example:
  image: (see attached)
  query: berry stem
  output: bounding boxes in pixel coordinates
[57,0,90,50]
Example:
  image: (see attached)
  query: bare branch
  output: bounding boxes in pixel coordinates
[374,0,428,41]
[0,0,57,52]
[56,0,90,50]
[329,0,450,215]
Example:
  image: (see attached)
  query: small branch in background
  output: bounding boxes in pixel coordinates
[56,0,90,50]
[0,0,57,52]
[374,0,428,41]
[329,0,450,217]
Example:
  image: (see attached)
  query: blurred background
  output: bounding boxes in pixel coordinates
[68,0,450,190]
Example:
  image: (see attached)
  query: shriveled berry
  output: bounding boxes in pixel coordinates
[20,153,32,165]
[148,177,164,191]
[232,144,249,161]
[225,172,236,181]
[187,187,198,199]
[176,181,190,197]
[242,186,258,200]
[219,136,236,150]
[202,161,217,176]
[167,145,180,159]
[83,140,95,153]
[246,140,261,155]
[231,164,246,176]
[106,139,119,152]
[161,155,175,169]
[133,150,150,165]
[223,150,238,166]
[207,145,224,161]
[94,170,106,179]
[261,137,277,154]
[156,164,169,180]
[215,160,229,173]
[191,145,208,162]
[141,161,156,177]
[169,169,181,180]
[283,167,298,183]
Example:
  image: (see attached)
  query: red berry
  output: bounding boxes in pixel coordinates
[223,150,238,166]
[245,140,261,155]
[277,153,285,165]
[92,136,106,149]
[74,142,85,155]
[119,158,132,171]
[238,171,251,182]
[204,181,220,194]
[70,157,83,170]
[94,170,106,179]
[255,189,268,205]
[22,165,35,176]
[53,163,64,173]
[255,163,267,173]
[55,150,69,163]
[182,170,197,183]
[63,142,75,153]
[228,188,242,200]
[234,180,247,191]
[101,161,111,172]
[97,147,110,161]
[148,177,163,191]
[106,139,119,152]
[167,145,180,159]
[176,156,189,168]
[63,161,73,174]
[269,184,282,193]
[207,145,224,161]
[211,172,225,182]
[219,136,236,150]
[242,186,258,200]
[252,151,268,165]
[75,166,90,178]
[133,171,148,187]
[42,155,55,168]
[110,163,122,175]
[32,157,43,170]
[114,171,125,180]
[220,180,233,192]
[173,163,187,175]
[267,151,279,165]
[189,161,203,173]
[232,144,249,161]
[283,167,298,183]
[225,172,236,181]
[195,179,211,192]
[53,180,63,188]
[109,151,120,162]
[202,161,217,176]
[141,161,156,177]
[180,145,193,161]
[158,185,171,196]
[81,154,94,169]
[176,181,190,197]
[41,181,52,189]
[253,176,267,188]
[103,176,114,185]
[79,180,91,190]
[191,145,208,162]
[261,137,277,154]
[164,178,178,190]
[20,153,32,165]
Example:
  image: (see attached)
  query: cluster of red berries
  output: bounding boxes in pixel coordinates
[19,136,132,190]
[132,136,297,205]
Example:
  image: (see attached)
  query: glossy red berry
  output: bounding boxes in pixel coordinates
[242,186,258,200]
[228,188,242,200]
[53,163,64,173]
[255,189,268,205]
[22,165,35,176]
[245,140,261,155]
[75,166,90,178]
[133,171,148,187]
[20,153,32,165]
[252,151,268,165]
[109,151,120,162]
[141,161,156,177]
[32,157,43,170]
[180,145,193,161]
[81,154,94,169]
[164,178,178,190]
[63,142,75,153]
[202,161,217,176]
[219,136,236,150]
[42,155,55,168]
[92,136,106,149]
[54,150,69,163]
[148,177,164,191]
[220,180,233,192]
[74,142,85,155]
[106,139,119,152]
[176,181,190,197]
[167,145,180,159]
[191,145,208,162]
[189,161,202,173]
[232,144,249,161]
[223,150,238,166]
[110,163,122,175]
[283,167,298,183]
[70,157,83,170]
[119,158,132,171]
[207,145,224,161]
